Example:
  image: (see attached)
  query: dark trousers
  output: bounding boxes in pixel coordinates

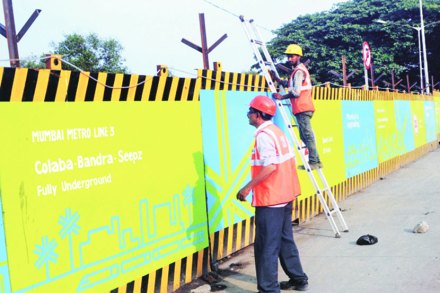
[295,111,320,164]
[255,201,307,293]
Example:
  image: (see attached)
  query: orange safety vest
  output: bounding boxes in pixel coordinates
[251,123,301,206]
[289,63,314,114]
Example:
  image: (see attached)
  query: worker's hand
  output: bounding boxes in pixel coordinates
[272,93,283,100]
[237,186,251,201]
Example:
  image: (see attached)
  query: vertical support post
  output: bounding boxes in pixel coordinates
[199,13,209,70]
[364,68,369,91]
[419,0,430,94]
[391,70,396,92]
[370,65,375,88]
[3,0,20,67]
[342,55,347,88]
[406,75,410,93]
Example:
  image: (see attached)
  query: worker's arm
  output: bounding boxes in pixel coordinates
[237,164,276,201]
[273,70,304,100]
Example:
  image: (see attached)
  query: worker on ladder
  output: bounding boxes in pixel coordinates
[272,44,323,170]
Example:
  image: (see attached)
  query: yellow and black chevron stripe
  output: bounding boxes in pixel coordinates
[0,67,199,102]
[110,248,210,293]
[198,69,268,92]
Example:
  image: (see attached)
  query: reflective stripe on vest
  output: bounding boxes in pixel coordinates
[251,124,301,207]
[289,63,315,115]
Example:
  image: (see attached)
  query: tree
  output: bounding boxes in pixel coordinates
[52,33,127,73]
[21,33,128,73]
[267,0,440,90]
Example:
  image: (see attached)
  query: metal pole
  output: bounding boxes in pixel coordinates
[364,68,369,90]
[419,0,430,94]
[415,27,423,94]
[199,13,209,70]
[2,0,20,67]
[342,55,347,88]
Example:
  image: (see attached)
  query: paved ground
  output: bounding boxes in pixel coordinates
[187,147,440,293]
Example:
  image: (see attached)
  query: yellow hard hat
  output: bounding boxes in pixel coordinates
[284,44,303,56]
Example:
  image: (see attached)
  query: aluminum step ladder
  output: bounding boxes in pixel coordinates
[239,15,348,238]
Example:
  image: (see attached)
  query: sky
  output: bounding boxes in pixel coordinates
[0,0,348,77]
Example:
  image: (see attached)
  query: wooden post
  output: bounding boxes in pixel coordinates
[391,70,395,92]
[406,75,410,93]
[342,55,347,88]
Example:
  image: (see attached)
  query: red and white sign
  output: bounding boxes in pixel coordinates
[362,41,371,70]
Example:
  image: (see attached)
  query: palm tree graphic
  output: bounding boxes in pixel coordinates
[34,236,58,279]
[59,208,80,270]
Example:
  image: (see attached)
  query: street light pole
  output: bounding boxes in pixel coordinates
[414,27,423,94]
[419,0,430,94]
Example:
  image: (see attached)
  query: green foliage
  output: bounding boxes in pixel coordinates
[51,33,128,73]
[267,0,440,91]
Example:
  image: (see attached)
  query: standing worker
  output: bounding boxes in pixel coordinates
[272,44,323,170]
[237,95,309,292]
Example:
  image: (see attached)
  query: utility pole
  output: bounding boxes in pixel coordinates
[181,13,227,70]
[1,0,41,67]
[419,0,430,94]
[2,0,19,67]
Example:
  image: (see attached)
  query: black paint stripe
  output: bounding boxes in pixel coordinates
[141,274,149,293]
[120,74,131,101]
[162,77,173,101]
[188,78,197,101]
[228,73,234,91]
[148,77,159,101]
[168,262,176,289]
[201,70,207,89]
[126,280,134,293]
[154,268,162,292]
[134,75,146,101]
[84,73,99,101]
[0,68,15,101]
[22,69,39,102]
[66,71,80,101]
[104,74,115,101]
[45,71,61,102]
[175,78,185,101]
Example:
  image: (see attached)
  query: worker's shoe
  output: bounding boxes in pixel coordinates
[279,279,308,291]
[297,161,323,170]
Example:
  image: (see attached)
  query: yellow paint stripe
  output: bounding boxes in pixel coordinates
[239,74,245,91]
[224,72,230,91]
[226,224,233,256]
[76,72,90,102]
[93,72,107,102]
[167,77,179,101]
[111,73,124,101]
[196,250,204,276]
[55,70,71,102]
[214,71,221,91]
[172,259,182,291]
[11,68,27,101]
[185,254,193,284]
[133,277,142,293]
[0,67,4,86]
[141,75,153,101]
[231,72,238,91]
[236,220,242,250]
[181,78,191,101]
[205,70,212,90]
[217,229,225,259]
[244,218,250,247]
[147,271,156,293]
[160,265,169,293]
[155,76,167,101]
[34,69,50,102]
[127,74,139,101]
[118,284,127,293]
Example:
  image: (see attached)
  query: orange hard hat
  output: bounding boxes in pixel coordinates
[249,95,276,116]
